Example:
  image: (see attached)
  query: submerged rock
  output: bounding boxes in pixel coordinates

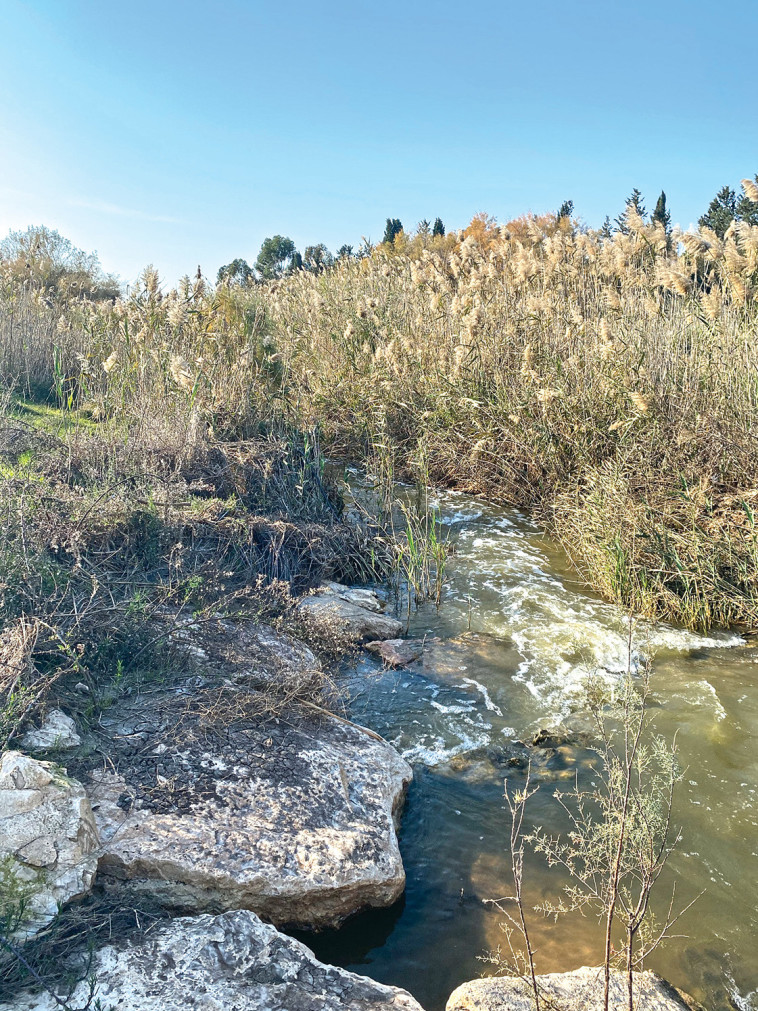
[2,908,426,1010]
[446,966,699,1011]
[365,638,435,667]
[87,702,412,929]
[19,709,81,751]
[0,751,98,936]
[298,586,403,642]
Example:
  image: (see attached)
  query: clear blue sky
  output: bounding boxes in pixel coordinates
[2,0,757,285]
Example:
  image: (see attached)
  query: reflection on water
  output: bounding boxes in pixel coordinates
[305,490,757,1011]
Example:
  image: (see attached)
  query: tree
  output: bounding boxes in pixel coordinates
[0,225,120,300]
[698,178,758,238]
[615,189,646,234]
[288,251,303,273]
[255,235,298,280]
[557,200,574,220]
[699,185,737,239]
[216,258,253,286]
[432,217,445,237]
[416,219,431,237]
[336,244,354,261]
[382,218,403,245]
[650,191,671,235]
[600,216,614,239]
[303,244,334,273]
[736,176,758,227]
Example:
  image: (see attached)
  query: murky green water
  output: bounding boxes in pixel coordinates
[306,489,757,1011]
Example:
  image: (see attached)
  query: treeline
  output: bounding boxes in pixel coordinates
[3,174,758,300]
[217,216,448,284]
[217,174,758,287]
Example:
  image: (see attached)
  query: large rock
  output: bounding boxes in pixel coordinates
[1,908,426,1010]
[19,709,81,751]
[86,699,412,929]
[299,584,404,642]
[446,966,698,1011]
[0,751,98,936]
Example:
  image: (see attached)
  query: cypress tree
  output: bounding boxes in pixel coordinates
[651,191,671,235]
[432,217,445,237]
[382,218,403,245]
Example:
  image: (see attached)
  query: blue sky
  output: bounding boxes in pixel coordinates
[2,0,757,285]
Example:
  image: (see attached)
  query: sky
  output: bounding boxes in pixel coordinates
[1,0,757,286]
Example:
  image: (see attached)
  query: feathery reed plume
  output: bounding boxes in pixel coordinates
[169,354,196,393]
[629,392,649,414]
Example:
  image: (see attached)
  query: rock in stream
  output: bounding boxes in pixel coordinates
[87,697,412,930]
[1,908,426,1010]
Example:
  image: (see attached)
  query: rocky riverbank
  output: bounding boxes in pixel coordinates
[0,579,711,1011]
[0,582,420,1007]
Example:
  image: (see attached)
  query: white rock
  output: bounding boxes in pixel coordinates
[320,580,384,612]
[298,592,403,642]
[446,965,699,1011]
[1,909,426,1010]
[0,752,98,936]
[19,709,81,751]
[87,711,412,929]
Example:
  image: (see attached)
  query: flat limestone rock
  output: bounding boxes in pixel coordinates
[87,702,412,929]
[19,709,81,751]
[1,908,426,1011]
[298,593,403,642]
[446,966,698,1011]
[0,751,98,936]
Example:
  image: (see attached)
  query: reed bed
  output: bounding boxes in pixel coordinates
[3,198,758,630]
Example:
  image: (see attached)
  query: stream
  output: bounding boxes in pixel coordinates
[304,487,758,1011]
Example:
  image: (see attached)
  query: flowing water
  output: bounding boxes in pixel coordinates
[305,488,757,1011]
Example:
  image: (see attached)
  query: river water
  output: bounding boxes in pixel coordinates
[305,488,757,1011]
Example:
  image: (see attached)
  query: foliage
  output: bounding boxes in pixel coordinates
[303,244,334,273]
[650,191,671,237]
[699,185,737,239]
[216,258,254,286]
[382,218,403,245]
[489,646,691,1011]
[616,189,646,234]
[255,235,298,279]
[0,226,119,302]
[4,183,758,631]
[432,217,445,237]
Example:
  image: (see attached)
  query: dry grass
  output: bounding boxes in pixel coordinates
[3,199,758,634]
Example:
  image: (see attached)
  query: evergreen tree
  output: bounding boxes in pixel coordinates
[336,244,354,260]
[557,200,574,220]
[736,176,758,226]
[255,236,297,279]
[216,258,253,286]
[651,191,671,234]
[382,218,403,245]
[303,244,334,273]
[287,251,303,274]
[599,216,613,239]
[432,217,445,237]
[417,219,431,237]
[615,189,646,233]
[699,186,737,239]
